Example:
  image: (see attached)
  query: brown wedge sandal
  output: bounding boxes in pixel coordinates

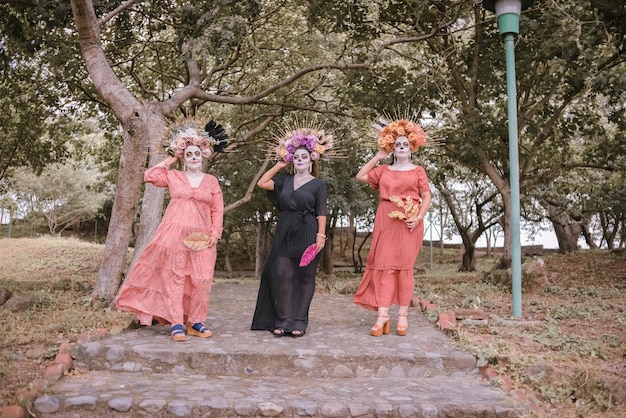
[370,315,390,337]
[397,313,408,336]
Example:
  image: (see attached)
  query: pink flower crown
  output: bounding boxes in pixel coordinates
[171,128,213,158]
[165,119,228,158]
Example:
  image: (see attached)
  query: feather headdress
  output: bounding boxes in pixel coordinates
[162,117,229,158]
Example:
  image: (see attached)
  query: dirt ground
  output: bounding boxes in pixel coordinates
[0,237,624,417]
[405,249,626,418]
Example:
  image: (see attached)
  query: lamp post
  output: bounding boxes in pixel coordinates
[428,208,434,269]
[482,0,533,318]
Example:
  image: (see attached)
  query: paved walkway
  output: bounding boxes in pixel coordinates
[33,283,525,417]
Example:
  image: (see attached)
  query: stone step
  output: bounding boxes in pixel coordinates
[32,284,525,417]
[34,371,519,417]
[70,324,477,378]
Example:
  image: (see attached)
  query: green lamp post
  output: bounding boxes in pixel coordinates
[482,0,533,318]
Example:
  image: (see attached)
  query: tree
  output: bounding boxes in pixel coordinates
[63,0,372,302]
[11,162,110,236]
[430,161,502,271]
[368,1,626,264]
[0,14,76,183]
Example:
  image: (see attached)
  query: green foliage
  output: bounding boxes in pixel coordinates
[2,0,624,258]
[10,161,112,236]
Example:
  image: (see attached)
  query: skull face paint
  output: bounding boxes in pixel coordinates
[184,145,203,169]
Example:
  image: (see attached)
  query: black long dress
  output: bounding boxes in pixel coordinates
[251,174,328,333]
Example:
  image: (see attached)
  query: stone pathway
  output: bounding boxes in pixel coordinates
[32,283,526,417]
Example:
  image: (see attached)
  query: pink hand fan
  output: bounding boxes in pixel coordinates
[299,244,319,267]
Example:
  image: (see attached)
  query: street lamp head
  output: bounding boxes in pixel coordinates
[482,0,534,36]
[482,0,534,14]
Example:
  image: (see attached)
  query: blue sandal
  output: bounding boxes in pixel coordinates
[187,323,212,338]
[171,324,186,341]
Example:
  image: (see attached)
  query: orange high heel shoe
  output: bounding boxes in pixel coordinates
[370,315,390,337]
[397,314,408,336]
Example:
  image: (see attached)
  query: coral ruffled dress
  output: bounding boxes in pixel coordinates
[115,165,223,325]
[354,165,430,310]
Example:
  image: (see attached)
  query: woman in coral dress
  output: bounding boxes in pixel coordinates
[116,121,227,341]
[354,119,431,337]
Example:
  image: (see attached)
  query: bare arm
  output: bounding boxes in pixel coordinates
[356,150,389,183]
[416,191,431,221]
[156,156,178,168]
[406,190,432,231]
[315,215,327,252]
[257,161,288,190]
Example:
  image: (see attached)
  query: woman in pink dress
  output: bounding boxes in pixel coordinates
[354,119,431,337]
[116,121,227,342]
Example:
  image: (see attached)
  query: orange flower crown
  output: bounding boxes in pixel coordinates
[373,118,426,153]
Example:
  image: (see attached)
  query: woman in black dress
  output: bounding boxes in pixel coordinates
[251,127,331,338]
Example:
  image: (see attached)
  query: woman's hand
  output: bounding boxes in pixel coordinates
[275,160,288,170]
[405,215,424,232]
[162,156,178,167]
[374,149,390,161]
[315,233,326,252]
[208,236,219,247]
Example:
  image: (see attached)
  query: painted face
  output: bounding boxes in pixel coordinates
[394,136,411,157]
[293,148,312,172]
[184,145,202,168]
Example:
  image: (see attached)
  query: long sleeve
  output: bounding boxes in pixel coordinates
[144,165,170,187]
[208,176,224,240]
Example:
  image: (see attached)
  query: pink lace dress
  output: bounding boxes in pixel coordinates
[115,165,223,325]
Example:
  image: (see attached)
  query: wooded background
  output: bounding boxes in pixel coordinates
[0,0,624,303]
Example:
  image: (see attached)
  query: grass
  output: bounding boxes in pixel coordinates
[0,237,624,417]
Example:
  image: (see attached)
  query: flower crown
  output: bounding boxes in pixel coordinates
[166,119,228,158]
[275,127,334,163]
[373,118,426,153]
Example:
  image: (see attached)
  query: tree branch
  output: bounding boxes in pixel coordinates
[99,0,136,27]
[224,158,270,213]
[192,62,370,105]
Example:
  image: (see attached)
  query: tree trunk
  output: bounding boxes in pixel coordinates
[222,237,232,275]
[460,244,477,272]
[255,220,269,280]
[320,210,335,274]
[129,117,167,267]
[320,231,333,274]
[71,0,164,303]
[546,203,582,253]
[92,116,150,302]
[552,221,581,253]
[580,222,598,249]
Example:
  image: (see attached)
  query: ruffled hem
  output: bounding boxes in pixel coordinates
[353,268,415,310]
